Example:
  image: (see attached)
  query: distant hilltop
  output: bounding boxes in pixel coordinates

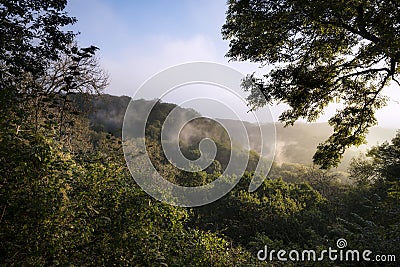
[71,93,397,171]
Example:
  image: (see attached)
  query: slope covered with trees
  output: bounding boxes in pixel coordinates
[0,1,249,265]
[76,94,395,171]
[1,0,399,266]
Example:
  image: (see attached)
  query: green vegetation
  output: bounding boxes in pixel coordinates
[82,94,395,171]
[223,0,400,168]
[1,0,399,266]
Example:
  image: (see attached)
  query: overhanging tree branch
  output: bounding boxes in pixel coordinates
[223,0,400,168]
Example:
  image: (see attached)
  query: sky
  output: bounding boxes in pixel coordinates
[66,0,399,128]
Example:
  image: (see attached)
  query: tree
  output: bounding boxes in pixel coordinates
[33,46,109,140]
[368,131,400,184]
[366,131,400,201]
[349,131,400,195]
[0,0,76,76]
[38,46,109,96]
[348,155,376,186]
[1,0,75,132]
[0,1,104,131]
[1,2,253,264]
[0,2,101,263]
[334,133,400,260]
[222,0,400,168]
[0,0,108,149]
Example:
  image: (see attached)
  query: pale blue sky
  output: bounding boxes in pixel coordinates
[66,0,241,92]
[66,0,399,128]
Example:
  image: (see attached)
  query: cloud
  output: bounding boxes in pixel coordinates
[101,34,218,96]
[66,1,399,129]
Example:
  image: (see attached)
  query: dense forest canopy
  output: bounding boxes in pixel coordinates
[80,94,395,171]
[0,0,399,266]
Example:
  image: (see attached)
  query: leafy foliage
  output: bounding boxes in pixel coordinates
[223,0,400,168]
[0,1,250,265]
[1,1,399,266]
[0,133,250,265]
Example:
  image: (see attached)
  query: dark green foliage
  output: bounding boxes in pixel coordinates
[368,131,400,184]
[0,134,249,265]
[0,1,250,265]
[0,0,76,76]
[350,131,400,197]
[329,133,400,264]
[1,0,399,265]
[223,0,400,168]
[1,0,76,119]
[191,174,327,247]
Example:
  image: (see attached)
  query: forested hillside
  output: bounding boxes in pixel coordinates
[77,93,396,171]
[1,1,399,266]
